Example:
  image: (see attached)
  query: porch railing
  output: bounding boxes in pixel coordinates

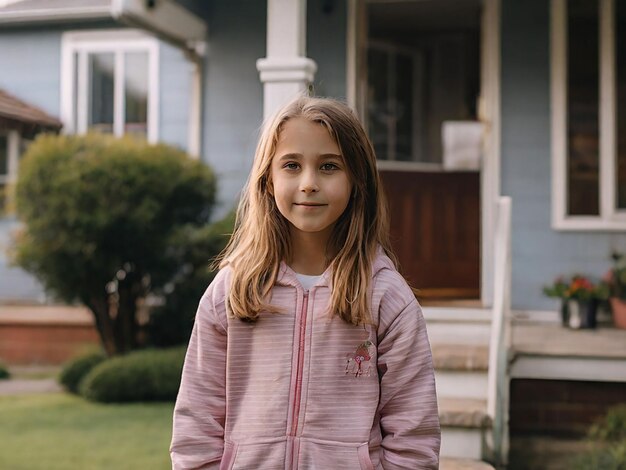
[486,196,512,465]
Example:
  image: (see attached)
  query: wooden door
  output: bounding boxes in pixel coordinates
[380,170,480,299]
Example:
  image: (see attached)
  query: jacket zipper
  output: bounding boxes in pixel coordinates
[290,291,309,466]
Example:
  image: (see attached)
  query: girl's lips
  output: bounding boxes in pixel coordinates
[295,203,326,206]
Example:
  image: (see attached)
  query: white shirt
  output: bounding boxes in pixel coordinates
[296,273,322,291]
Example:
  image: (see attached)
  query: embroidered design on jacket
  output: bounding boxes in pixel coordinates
[345,340,373,377]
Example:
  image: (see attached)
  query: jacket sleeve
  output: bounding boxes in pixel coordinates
[170,287,228,470]
[377,297,441,469]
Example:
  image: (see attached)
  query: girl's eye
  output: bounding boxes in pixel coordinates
[321,163,339,171]
[284,162,299,170]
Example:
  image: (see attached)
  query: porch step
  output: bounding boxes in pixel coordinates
[433,343,489,400]
[439,397,491,460]
[425,309,494,461]
[440,458,495,470]
[439,397,491,429]
[423,307,492,345]
[432,344,489,371]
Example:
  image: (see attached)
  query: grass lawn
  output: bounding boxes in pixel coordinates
[0,393,174,470]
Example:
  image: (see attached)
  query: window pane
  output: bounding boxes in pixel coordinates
[368,47,390,160]
[88,53,114,134]
[0,134,7,177]
[617,0,626,209]
[395,53,413,161]
[567,0,600,216]
[0,134,7,213]
[124,52,148,138]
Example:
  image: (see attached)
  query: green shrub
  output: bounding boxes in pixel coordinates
[571,405,626,470]
[589,404,626,443]
[13,133,216,355]
[59,352,106,394]
[147,210,235,347]
[0,361,10,379]
[80,347,186,403]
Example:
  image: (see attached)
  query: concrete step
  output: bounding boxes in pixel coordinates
[433,344,489,400]
[439,397,491,429]
[439,397,491,460]
[432,344,490,371]
[424,307,492,345]
[440,458,495,470]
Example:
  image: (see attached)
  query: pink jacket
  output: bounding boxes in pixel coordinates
[170,251,440,469]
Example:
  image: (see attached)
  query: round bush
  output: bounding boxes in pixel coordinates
[14,133,216,355]
[59,352,106,393]
[79,347,186,403]
[0,361,10,380]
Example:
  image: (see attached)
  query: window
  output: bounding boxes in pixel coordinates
[552,0,626,230]
[0,130,19,216]
[0,133,7,186]
[366,33,480,167]
[367,43,420,163]
[61,30,159,142]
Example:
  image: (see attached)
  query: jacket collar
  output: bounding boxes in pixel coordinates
[275,245,395,289]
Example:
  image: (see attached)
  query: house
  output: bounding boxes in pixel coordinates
[0,0,625,467]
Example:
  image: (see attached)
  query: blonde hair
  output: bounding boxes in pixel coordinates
[214,96,397,325]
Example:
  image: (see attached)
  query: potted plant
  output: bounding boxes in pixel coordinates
[543,275,606,329]
[604,252,626,329]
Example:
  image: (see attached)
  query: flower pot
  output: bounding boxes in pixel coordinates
[609,297,626,329]
[566,299,597,329]
[559,299,570,327]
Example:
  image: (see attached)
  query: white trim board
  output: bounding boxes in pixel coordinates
[480,0,501,308]
[510,355,626,382]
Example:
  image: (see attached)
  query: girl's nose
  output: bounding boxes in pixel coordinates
[300,171,319,193]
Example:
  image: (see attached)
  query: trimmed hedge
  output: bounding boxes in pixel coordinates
[59,352,106,394]
[80,347,186,403]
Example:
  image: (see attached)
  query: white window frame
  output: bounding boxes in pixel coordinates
[60,29,159,143]
[551,0,625,231]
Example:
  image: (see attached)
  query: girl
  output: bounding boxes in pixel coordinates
[170,96,440,469]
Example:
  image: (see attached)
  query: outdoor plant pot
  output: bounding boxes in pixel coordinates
[566,299,597,329]
[559,300,570,327]
[609,297,626,329]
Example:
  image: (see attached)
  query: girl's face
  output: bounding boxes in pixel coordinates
[270,117,352,243]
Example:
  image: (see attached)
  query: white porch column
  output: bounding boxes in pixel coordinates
[256,0,317,120]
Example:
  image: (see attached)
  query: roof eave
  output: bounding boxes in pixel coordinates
[0,7,112,25]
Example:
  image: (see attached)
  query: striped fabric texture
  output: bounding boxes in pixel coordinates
[171,251,441,469]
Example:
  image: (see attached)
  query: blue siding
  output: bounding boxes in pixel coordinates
[0,29,64,301]
[0,29,63,118]
[202,0,266,219]
[501,0,626,311]
[0,218,47,301]
[307,0,347,99]
[159,41,192,151]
